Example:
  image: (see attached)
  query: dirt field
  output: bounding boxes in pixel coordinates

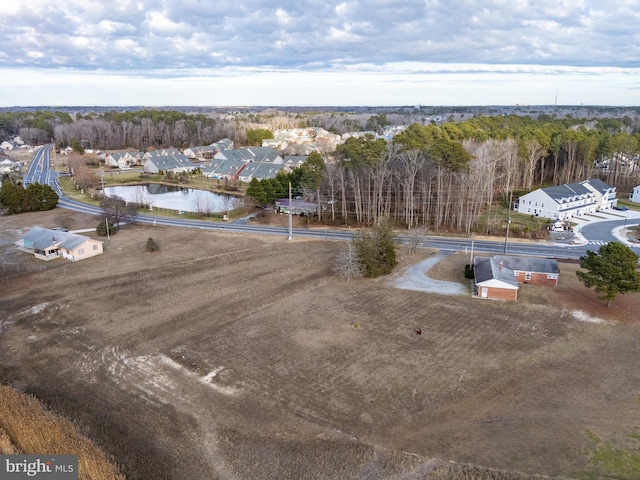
[2,210,640,479]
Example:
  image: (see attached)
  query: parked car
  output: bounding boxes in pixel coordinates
[613,205,629,211]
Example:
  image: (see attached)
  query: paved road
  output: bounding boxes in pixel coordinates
[23,146,640,261]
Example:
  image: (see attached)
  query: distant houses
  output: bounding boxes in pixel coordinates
[94,141,310,181]
[515,179,617,221]
[183,138,234,160]
[201,146,304,182]
[631,185,640,204]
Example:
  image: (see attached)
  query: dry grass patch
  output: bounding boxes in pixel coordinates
[0,385,124,480]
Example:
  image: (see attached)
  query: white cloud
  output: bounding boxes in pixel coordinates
[0,0,639,105]
[1,63,638,107]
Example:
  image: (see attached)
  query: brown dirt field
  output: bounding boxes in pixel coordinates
[2,210,640,479]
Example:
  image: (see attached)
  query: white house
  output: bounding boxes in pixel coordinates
[515,179,616,221]
[580,178,617,210]
[631,185,640,204]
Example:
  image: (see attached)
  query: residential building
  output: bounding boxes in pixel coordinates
[201,158,246,180]
[515,180,615,220]
[492,255,559,286]
[631,185,640,203]
[473,255,560,301]
[18,227,104,262]
[580,178,617,210]
[473,256,520,301]
[214,146,283,164]
[143,154,195,174]
[275,198,318,215]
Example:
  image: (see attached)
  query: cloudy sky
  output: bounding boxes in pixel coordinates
[1,0,639,107]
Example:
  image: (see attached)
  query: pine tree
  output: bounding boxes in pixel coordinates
[146,237,160,252]
[576,242,640,307]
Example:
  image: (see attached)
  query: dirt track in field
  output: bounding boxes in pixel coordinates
[1,210,640,479]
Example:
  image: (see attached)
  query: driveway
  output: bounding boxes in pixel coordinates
[386,252,469,295]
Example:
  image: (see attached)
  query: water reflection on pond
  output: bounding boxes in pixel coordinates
[103,184,241,213]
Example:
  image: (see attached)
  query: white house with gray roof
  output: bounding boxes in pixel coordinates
[214,146,283,164]
[580,178,617,210]
[143,154,195,174]
[515,179,616,221]
[630,185,640,204]
[201,158,246,180]
[238,162,284,182]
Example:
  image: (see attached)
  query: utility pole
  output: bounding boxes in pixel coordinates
[469,239,474,266]
[504,192,512,254]
[288,181,293,240]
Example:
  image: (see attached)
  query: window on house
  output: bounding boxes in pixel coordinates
[93,245,98,250]
[79,248,84,254]
[525,272,532,281]
[547,274,558,279]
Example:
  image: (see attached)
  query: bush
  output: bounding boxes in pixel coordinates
[464,264,474,279]
[146,237,159,252]
[96,220,117,237]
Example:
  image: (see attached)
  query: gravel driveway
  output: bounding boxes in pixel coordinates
[387,252,469,295]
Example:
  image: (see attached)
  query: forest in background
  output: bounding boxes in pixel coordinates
[2,106,640,234]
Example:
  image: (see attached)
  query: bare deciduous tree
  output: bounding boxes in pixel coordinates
[333,243,364,281]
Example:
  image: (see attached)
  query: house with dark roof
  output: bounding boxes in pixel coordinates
[18,227,104,262]
[143,154,195,174]
[201,158,246,180]
[473,256,520,301]
[473,255,560,300]
[515,179,617,220]
[274,198,318,215]
[238,162,284,182]
[492,255,559,286]
[214,146,283,164]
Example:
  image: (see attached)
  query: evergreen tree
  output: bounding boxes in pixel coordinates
[576,242,640,307]
[25,183,58,211]
[0,179,25,214]
[146,237,160,252]
[352,219,398,277]
[246,178,267,206]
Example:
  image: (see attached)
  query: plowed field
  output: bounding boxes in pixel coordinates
[1,210,640,479]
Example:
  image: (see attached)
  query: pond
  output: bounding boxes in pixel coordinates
[103,184,241,213]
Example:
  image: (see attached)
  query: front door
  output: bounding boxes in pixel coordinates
[481,287,488,298]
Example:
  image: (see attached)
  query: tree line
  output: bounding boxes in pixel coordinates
[0,180,58,213]
[268,116,640,234]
